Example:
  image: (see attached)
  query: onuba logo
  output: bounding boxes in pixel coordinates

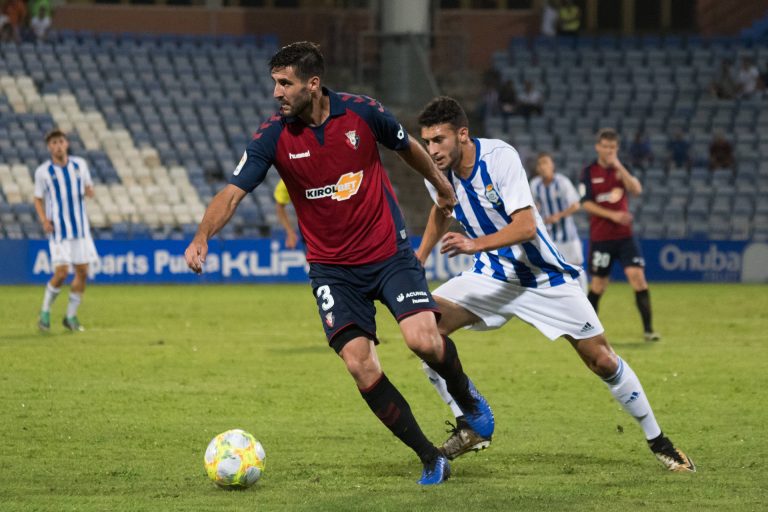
[305,171,364,201]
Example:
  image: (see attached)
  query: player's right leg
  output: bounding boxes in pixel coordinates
[39,260,68,332]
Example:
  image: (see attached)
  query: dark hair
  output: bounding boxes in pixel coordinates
[45,129,67,143]
[537,151,553,161]
[417,96,469,129]
[268,41,324,81]
[596,127,620,143]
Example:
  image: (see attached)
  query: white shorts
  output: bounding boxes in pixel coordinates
[433,272,604,340]
[49,237,99,267]
[554,238,584,266]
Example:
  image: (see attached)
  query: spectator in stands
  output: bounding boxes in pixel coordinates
[477,68,500,123]
[628,129,653,170]
[498,79,517,131]
[666,130,691,171]
[273,179,298,249]
[517,80,543,119]
[540,0,559,38]
[710,59,738,100]
[29,0,51,41]
[0,0,27,43]
[735,57,760,98]
[709,131,735,171]
[557,0,581,37]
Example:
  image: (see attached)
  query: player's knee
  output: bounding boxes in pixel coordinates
[403,328,441,359]
[589,347,618,378]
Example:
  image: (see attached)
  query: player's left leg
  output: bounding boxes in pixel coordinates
[567,333,695,472]
[63,263,88,332]
[380,250,494,442]
[624,266,659,341]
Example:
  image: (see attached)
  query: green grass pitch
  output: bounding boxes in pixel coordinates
[1,282,766,511]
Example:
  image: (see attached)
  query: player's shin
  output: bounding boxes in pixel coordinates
[602,356,661,440]
[422,361,464,418]
[423,336,475,411]
[359,373,440,464]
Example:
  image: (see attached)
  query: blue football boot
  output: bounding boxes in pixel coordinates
[460,379,495,440]
[417,454,450,485]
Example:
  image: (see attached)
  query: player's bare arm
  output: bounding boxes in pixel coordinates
[440,206,537,257]
[610,158,643,196]
[185,184,247,273]
[582,200,633,225]
[545,202,580,224]
[33,197,53,234]
[85,185,94,199]
[416,204,453,265]
[397,134,456,216]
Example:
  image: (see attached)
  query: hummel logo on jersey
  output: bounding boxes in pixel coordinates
[396,293,405,303]
[580,322,595,333]
[289,150,311,160]
[305,170,364,201]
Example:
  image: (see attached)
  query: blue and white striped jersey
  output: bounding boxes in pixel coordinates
[425,138,580,288]
[33,157,93,242]
[529,173,581,243]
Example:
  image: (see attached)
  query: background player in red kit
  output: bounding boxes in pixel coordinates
[184,41,494,485]
[580,128,660,341]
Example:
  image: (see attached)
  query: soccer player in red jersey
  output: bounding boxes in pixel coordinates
[579,128,660,341]
[184,42,494,485]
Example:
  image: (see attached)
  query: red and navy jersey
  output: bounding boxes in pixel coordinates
[230,88,410,265]
[579,161,633,242]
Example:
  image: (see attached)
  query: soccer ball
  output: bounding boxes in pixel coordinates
[204,429,266,489]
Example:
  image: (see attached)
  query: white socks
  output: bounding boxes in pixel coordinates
[422,361,464,418]
[66,292,82,319]
[41,283,61,312]
[602,357,662,440]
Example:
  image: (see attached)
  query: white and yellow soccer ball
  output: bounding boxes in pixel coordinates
[204,429,266,489]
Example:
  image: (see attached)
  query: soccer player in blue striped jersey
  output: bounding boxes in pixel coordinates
[529,152,587,291]
[415,97,694,473]
[33,129,98,332]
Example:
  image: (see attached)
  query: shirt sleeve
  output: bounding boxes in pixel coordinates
[229,118,281,193]
[345,94,409,151]
[560,175,580,207]
[494,147,535,216]
[578,166,594,202]
[273,179,291,205]
[79,159,93,188]
[33,166,45,199]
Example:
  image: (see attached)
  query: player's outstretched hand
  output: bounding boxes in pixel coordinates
[440,232,476,257]
[185,236,208,274]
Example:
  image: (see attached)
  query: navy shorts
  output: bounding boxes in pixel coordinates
[308,248,439,349]
[588,237,645,277]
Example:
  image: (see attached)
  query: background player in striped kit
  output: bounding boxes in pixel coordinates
[415,96,694,473]
[529,152,587,291]
[33,129,98,332]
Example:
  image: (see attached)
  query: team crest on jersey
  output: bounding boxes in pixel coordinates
[484,184,501,206]
[305,170,364,201]
[344,130,359,150]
